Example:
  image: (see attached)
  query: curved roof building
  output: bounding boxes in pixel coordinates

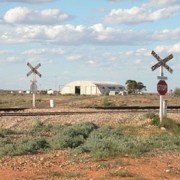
[61,80,125,95]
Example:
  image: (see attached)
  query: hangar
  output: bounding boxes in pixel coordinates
[61,81,125,95]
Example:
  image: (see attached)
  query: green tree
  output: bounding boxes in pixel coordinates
[125,80,138,94]
[125,80,146,94]
[137,82,146,93]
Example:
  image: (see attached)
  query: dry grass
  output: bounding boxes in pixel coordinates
[0,93,180,108]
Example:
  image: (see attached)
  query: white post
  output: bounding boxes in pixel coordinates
[163,100,167,118]
[33,93,36,108]
[159,66,163,123]
[32,73,36,108]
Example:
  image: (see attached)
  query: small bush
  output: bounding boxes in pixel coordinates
[102,97,114,107]
[49,122,98,149]
[29,120,52,136]
[0,138,49,157]
[144,112,160,126]
[0,129,16,138]
[161,118,180,134]
[78,126,123,159]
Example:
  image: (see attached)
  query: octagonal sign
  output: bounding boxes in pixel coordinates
[157,80,168,95]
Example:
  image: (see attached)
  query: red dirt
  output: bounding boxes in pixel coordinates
[0,150,179,180]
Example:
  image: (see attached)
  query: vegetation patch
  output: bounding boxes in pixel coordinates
[161,118,180,134]
[0,121,179,159]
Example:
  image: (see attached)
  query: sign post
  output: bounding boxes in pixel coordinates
[151,50,173,123]
[27,62,41,108]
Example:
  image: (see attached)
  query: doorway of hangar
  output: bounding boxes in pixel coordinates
[75,86,81,95]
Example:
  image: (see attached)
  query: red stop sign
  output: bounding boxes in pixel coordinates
[157,80,168,95]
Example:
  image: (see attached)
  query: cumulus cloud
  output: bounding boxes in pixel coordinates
[3,7,71,25]
[155,43,180,54]
[0,24,180,45]
[66,55,82,61]
[148,0,180,6]
[1,0,54,3]
[22,48,65,56]
[104,6,180,25]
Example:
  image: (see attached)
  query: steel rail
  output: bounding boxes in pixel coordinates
[0,109,179,117]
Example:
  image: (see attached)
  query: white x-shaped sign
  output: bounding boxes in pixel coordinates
[151,51,173,73]
[27,62,42,77]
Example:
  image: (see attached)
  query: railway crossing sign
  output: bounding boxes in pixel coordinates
[27,62,42,108]
[157,80,168,95]
[151,50,173,74]
[27,62,41,77]
[151,50,174,124]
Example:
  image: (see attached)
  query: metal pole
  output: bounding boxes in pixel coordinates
[32,73,36,108]
[159,66,163,123]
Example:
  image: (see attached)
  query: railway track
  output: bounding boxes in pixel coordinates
[0,108,28,112]
[0,106,179,116]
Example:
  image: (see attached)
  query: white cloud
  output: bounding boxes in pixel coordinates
[155,43,180,54]
[22,48,65,56]
[3,7,71,25]
[1,0,54,3]
[0,56,21,63]
[66,55,82,61]
[148,0,180,6]
[0,24,179,45]
[104,5,180,25]
[87,60,96,65]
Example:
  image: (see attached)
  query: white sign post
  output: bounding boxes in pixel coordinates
[27,62,41,108]
[151,50,173,123]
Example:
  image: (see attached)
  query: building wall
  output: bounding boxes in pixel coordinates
[61,81,124,95]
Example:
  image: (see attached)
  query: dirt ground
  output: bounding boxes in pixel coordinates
[0,108,179,179]
[0,149,179,180]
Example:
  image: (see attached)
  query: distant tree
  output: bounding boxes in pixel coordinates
[137,82,146,93]
[126,80,146,94]
[125,80,138,94]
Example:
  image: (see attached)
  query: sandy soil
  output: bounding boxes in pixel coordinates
[0,108,179,180]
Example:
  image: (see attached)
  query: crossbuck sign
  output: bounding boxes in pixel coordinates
[151,50,174,123]
[27,62,41,108]
[27,62,41,78]
[151,50,173,74]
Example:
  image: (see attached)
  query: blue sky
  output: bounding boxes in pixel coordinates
[0,0,179,92]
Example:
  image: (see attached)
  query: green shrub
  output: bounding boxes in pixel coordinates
[161,118,180,134]
[102,97,114,107]
[0,137,11,147]
[144,112,160,126]
[0,129,16,138]
[29,120,52,135]
[78,126,123,159]
[0,138,49,157]
[49,122,98,150]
